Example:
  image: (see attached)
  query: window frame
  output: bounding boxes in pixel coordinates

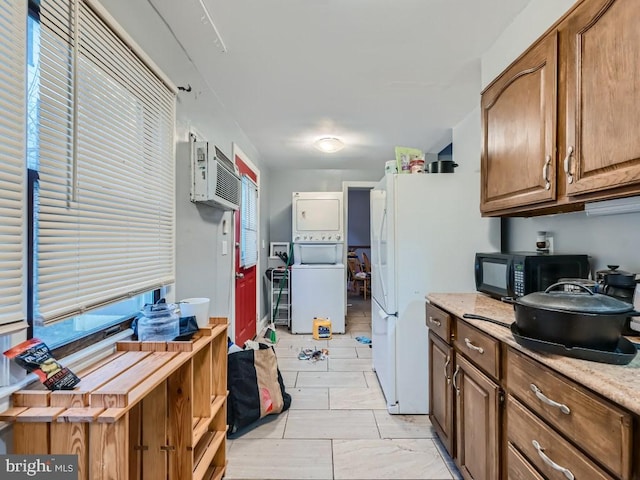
[23,0,175,355]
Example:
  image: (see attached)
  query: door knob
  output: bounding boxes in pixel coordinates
[236,273,245,279]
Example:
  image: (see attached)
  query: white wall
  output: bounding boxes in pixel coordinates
[452,0,640,276]
[267,168,383,244]
[481,0,576,88]
[452,106,482,173]
[99,0,271,325]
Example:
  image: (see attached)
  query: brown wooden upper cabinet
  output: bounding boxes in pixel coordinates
[564,0,640,196]
[481,0,640,216]
[481,32,558,215]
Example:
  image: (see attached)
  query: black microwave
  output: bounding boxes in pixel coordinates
[474,252,591,299]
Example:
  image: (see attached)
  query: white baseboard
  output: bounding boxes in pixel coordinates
[258,314,269,336]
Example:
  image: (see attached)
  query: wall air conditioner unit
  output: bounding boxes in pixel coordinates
[190,140,240,210]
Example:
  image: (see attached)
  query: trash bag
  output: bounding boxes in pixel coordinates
[227,343,291,436]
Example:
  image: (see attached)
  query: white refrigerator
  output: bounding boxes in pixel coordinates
[370,172,500,414]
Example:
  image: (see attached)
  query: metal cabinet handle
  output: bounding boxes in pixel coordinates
[464,338,484,354]
[532,440,575,480]
[444,355,451,384]
[428,316,441,327]
[452,365,461,396]
[530,384,570,414]
[564,146,574,184]
[542,155,551,190]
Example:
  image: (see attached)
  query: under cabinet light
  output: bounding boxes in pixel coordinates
[584,196,640,216]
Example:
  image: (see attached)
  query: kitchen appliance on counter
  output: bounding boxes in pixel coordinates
[593,265,639,334]
[474,252,590,300]
[507,282,639,365]
[291,191,346,334]
[371,172,500,414]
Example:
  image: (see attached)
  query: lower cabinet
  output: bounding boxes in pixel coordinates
[507,396,615,480]
[427,302,638,480]
[505,346,633,480]
[427,304,503,480]
[428,330,454,456]
[453,354,501,480]
[507,443,545,480]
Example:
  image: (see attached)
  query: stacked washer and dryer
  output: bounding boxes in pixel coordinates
[290,191,346,334]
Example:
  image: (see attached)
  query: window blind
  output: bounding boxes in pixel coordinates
[240,175,258,268]
[0,0,27,325]
[36,0,176,323]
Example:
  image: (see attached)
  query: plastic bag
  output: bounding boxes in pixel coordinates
[4,338,80,390]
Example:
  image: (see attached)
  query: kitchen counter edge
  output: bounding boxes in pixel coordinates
[426,292,640,416]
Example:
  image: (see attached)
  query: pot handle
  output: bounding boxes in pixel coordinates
[501,296,516,305]
[544,281,595,295]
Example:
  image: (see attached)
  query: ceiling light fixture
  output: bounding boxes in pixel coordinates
[314,137,345,153]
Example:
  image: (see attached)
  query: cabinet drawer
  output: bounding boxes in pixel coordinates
[507,443,544,480]
[507,396,615,480]
[454,320,500,379]
[506,347,632,479]
[426,303,451,342]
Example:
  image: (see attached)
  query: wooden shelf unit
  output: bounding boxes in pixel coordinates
[0,318,229,480]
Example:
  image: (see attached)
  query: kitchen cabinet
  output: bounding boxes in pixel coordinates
[480,31,558,215]
[0,318,229,480]
[506,346,633,480]
[453,353,501,480]
[481,0,640,216]
[428,330,454,456]
[427,298,639,480]
[564,0,640,197]
[507,395,616,480]
[427,304,501,480]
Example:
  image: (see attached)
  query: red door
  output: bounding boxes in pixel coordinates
[234,155,258,347]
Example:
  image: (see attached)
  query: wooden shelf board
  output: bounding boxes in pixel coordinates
[52,351,152,408]
[16,406,65,423]
[0,407,28,421]
[204,465,226,480]
[193,430,225,480]
[96,407,127,423]
[90,352,179,408]
[210,395,225,417]
[12,391,50,408]
[193,415,214,446]
[56,407,104,423]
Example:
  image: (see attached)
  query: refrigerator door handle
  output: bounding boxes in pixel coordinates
[376,206,388,303]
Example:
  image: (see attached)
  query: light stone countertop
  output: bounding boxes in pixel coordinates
[426,292,640,416]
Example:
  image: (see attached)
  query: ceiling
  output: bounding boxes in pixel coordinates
[147,0,532,170]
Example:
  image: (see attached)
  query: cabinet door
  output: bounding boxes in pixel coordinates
[480,32,558,215]
[428,331,454,457]
[565,0,640,196]
[454,354,500,480]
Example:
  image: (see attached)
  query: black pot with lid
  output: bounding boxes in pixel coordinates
[505,282,640,350]
[428,160,458,173]
[596,265,637,288]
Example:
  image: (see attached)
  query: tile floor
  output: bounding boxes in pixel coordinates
[225,294,462,480]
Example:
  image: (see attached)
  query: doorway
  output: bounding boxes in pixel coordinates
[343,181,377,314]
